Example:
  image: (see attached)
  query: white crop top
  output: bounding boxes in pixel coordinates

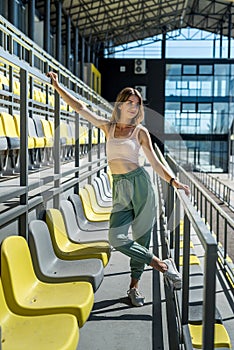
[106,123,142,165]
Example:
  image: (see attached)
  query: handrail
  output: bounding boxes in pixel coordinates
[0,15,112,112]
[166,154,234,284]
[153,143,224,349]
[194,171,234,211]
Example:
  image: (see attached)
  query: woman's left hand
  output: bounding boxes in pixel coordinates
[173,179,190,197]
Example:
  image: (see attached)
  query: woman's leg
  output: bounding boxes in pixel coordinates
[129,168,156,283]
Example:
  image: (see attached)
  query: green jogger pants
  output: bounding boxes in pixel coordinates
[109,167,156,280]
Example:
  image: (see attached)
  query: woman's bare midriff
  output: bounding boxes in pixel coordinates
[108,160,140,174]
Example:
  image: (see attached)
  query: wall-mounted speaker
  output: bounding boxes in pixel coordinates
[135,86,147,101]
[134,59,146,74]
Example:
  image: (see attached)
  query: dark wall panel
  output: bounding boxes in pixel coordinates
[99,58,165,145]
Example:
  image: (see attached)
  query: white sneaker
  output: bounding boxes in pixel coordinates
[163,258,182,290]
[127,288,145,307]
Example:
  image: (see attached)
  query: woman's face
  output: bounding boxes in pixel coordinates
[119,95,140,120]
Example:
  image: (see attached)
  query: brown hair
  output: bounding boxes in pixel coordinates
[110,87,144,124]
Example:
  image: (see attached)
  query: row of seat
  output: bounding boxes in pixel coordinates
[178,220,231,349]
[0,111,105,175]
[0,72,68,110]
[0,172,112,349]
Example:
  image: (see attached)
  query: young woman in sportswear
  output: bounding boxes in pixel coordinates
[47,71,190,307]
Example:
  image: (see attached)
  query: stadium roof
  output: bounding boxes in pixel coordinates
[36,0,234,48]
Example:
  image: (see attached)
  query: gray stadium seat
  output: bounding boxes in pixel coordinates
[60,199,109,242]
[93,177,112,201]
[28,220,104,291]
[91,179,112,207]
[68,193,109,231]
[99,173,112,197]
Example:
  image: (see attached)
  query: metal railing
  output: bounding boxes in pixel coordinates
[154,144,232,349]
[194,171,234,211]
[166,154,234,289]
[0,15,110,238]
[0,15,112,114]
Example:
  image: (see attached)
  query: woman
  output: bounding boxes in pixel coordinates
[47,72,190,307]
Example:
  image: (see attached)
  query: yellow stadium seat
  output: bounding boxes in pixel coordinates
[84,184,112,215]
[79,188,111,222]
[189,323,231,349]
[0,74,9,91]
[13,79,20,96]
[179,254,200,266]
[46,208,110,267]
[40,119,54,146]
[61,121,73,146]
[1,235,94,328]
[13,114,35,149]
[0,278,79,350]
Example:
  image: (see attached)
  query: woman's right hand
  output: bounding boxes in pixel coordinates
[47,71,59,89]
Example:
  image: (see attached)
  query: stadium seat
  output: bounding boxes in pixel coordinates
[0,112,20,173]
[60,121,73,159]
[79,188,111,222]
[45,208,111,266]
[0,277,79,350]
[13,114,36,169]
[189,323,231,349]
[28,117,46,166]
[99,173,112,197]
[93,176,112,200]
[36,116,53,163]
[68,193,110,231]
[79,125,88,156]
[0,115,8,176]
[1,235,94,328]
[84,184,112,214]
[0,73,9,91]
[28,220,104,291]
[60,199,109,242]
[92,177,112,205]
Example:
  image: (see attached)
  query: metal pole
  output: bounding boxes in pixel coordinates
[44,0,51,53]
[56,0,62,62]
[28,0,35,41]
[19,68,28,240]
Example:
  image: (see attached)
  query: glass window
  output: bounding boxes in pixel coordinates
[198,103,212,112]
[214,64,230,75]
[199,65,213,75]
[198,76,213,96]
[183,65,197,74]
[214,76,229,96]
[182,103,196,112]
[166,64,182,76]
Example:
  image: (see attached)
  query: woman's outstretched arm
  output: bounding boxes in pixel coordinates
[47,71,109,131]
[139,127,190,196]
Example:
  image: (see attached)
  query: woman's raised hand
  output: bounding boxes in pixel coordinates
[47,71,59,89]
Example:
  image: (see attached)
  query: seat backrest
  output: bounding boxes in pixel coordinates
[68,194,88,229]
[0,112,18,138]
[1,236,38,303]
[0,278,10,321]
[0,115,8,149]
[67,122,74,138]
[93,177,112,200]
[33,115,44,137]
[60,122,68,138]
[28,117,38,137]
[46,208,70,254]
[79,188,94,213]
[41,119,53,138]
[13,114,35,149]
[84,184,98,205]
[28,220,57,275]
[60,200,80,242]
[100,173,112,194]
